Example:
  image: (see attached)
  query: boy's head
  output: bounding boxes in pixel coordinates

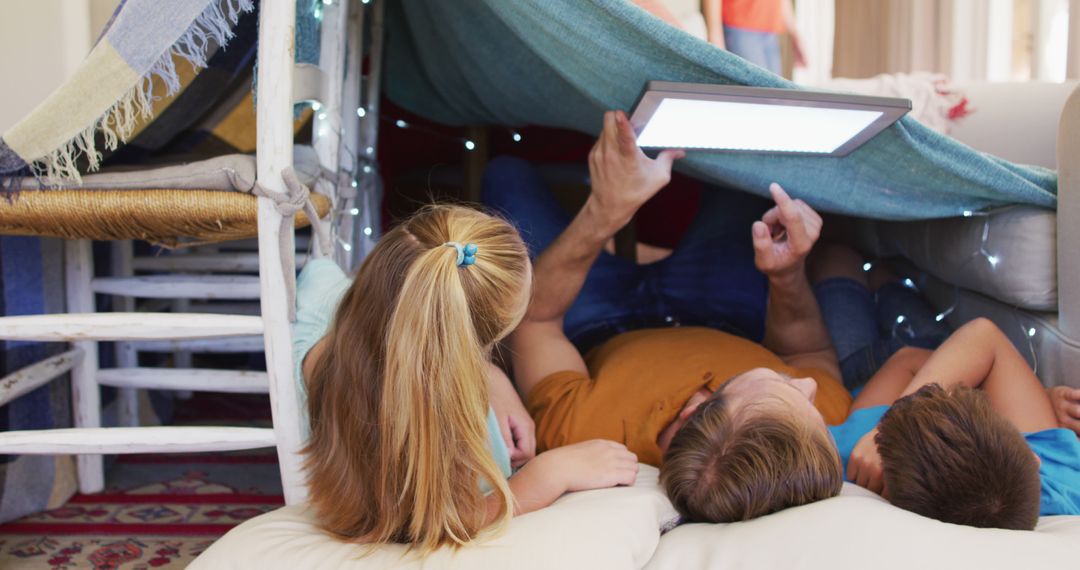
[660,368,843,523]
[876,383,1041,530]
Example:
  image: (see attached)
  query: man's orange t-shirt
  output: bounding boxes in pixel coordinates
[526,327,851,467]
[723,0,785,34]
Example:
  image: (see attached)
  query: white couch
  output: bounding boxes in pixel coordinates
[192,465,1080,569]
[855,81,1080,390]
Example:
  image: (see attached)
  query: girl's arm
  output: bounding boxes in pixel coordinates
[488,363,536,468]
[485,440,639,521]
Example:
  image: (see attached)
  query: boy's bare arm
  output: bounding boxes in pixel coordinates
[850,346,933,411]
[901,318,1058,433]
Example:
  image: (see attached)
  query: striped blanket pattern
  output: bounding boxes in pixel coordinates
[0,0,255,189]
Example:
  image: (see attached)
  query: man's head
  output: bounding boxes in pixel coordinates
[659,368,843,523]
[875,383,1041,530]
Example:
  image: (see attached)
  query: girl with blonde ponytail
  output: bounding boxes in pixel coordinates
[296,204,638,553]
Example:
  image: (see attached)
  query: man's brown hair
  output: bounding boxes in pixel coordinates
[660,391,843,523]
[875,383,1041,531]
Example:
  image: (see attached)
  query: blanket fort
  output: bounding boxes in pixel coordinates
[384,0,1056,220]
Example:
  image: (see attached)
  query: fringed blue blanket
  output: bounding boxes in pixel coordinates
[384,0,1057,220]
[0,0,255,188]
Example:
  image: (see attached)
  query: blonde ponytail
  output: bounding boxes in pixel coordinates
[303,205,529,553]
[379,246,513,548]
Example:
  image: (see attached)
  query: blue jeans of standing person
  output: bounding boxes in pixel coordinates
[481,157,770,355]
[813,277,950,391]
[724,26,782,75]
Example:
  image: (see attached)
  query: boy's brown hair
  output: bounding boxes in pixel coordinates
[660,392,843,523]
[875,383,1041,531]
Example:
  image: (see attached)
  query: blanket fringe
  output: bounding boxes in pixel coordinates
[32,0,255,186]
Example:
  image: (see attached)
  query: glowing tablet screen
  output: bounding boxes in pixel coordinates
[629,82,910,157]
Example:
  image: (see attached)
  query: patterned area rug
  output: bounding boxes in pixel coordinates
[0,395,284,569]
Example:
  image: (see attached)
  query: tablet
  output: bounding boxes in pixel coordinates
[629,81,911,157]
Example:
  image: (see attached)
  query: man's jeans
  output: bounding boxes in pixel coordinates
[813,278,949,390]
[482,156,770,355]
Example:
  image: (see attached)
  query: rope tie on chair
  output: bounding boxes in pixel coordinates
[320,166,357,200]
[251,167,333,321]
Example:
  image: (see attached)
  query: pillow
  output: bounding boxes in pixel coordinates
[645,483,1080,570]
[190,464,678,570]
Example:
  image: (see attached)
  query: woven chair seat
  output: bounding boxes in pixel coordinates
[0,188,331,248]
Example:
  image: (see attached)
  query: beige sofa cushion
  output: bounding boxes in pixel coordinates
[191,465,678,570]
[645,484,1080,570]
[861,206,1057,311]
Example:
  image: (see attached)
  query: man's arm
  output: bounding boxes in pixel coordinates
[509,200,613,399]
[752,184,840,380]
[511,111,684,400]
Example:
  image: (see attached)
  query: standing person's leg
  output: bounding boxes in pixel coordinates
[723,26,782,75]
[654,186,772,341]
[760,32,782,75]
[481,157,644,352]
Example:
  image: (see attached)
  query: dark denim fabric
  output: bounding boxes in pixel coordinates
[482,156,770,354]
[813,278,949,390]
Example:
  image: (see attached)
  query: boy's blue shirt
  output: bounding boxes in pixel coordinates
[828,404,1080,517]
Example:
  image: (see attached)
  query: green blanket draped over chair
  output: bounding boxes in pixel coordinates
[384,0,1057,220]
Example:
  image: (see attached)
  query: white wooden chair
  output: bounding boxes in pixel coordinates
[0,0,377,505]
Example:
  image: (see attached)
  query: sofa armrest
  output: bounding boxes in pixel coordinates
[1057,83,1080,339]
[951,82,1078,168]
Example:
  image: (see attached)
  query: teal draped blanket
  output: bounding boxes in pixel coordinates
[384,0,1056,220]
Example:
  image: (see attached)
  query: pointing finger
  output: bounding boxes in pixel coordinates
[774,188,809,250]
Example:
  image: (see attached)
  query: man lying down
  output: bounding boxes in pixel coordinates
[489,110,1080,527]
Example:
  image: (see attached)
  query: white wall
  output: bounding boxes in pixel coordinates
[0,0,119,134]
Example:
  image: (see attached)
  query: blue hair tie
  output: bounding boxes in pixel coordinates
[444,241,478,267]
